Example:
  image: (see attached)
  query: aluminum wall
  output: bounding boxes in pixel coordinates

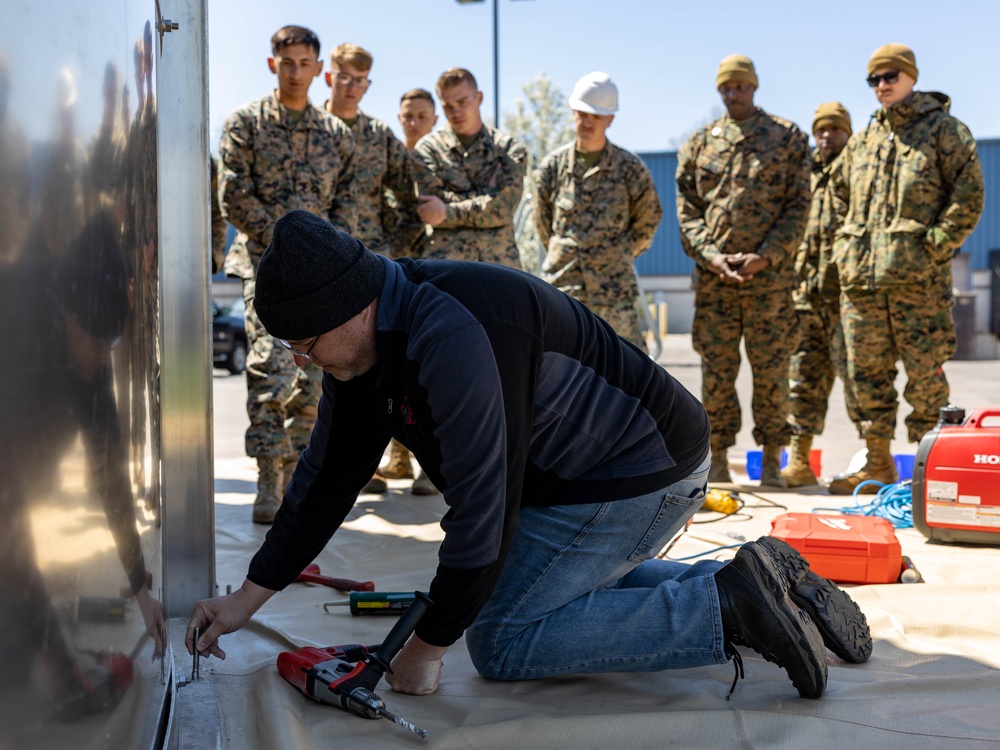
[0,1,212,746]
[636,140,1000,279]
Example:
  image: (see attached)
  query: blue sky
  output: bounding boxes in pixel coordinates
[209,0,1000,154]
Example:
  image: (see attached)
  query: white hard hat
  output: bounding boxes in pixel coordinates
[568,71,618,115]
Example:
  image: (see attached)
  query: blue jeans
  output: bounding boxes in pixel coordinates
[465,457,726,680]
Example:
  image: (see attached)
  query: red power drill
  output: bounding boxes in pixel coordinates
[277,591,432,739]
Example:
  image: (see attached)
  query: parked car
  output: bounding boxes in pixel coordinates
[212,297,247,374]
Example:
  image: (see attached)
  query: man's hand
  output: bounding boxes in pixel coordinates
[727,252,769,281]
[707,253,742,284]
[185,580,276,660]
[417,195,447,227]
[135,586,165,662]
[386,635,447,696]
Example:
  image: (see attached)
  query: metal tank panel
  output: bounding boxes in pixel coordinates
[0,1,211,745]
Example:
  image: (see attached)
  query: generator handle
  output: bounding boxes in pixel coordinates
[967,408,1000,427]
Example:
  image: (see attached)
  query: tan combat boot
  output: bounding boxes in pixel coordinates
[781,435,818,488]
[411,469,440,496]
[380,439,415,480]
[362,472,387,493]
[760,444,789,488]
[828,436,898,495]
[708,448,732,484]
[280,453,299,494]
[253,457,283,524]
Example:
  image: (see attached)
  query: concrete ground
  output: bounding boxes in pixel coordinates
[206,335,1000,749]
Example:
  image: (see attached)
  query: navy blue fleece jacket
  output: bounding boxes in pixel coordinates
[247,256,710,646]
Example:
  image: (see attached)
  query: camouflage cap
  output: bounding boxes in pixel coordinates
[868,43,918,82]
[812,101,852,135]
[716,54,758,90]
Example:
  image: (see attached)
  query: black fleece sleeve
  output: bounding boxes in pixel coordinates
[246,372,389,590]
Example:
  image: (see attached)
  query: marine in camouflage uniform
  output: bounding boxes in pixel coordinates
[827,44,984,494]
[782,102,859,487]
[209,155,228,274]
[220,26,357,522]
[327,110,422,258]
[323,44,425,492]
[384,88,439,260]
[534,72,662,348]
[221,93,356,462]
[413,68,526,268]
[676,55,810,486]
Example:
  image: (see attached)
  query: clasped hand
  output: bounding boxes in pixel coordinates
[708,252,769,283]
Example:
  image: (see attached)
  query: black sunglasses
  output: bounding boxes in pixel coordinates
[867,70,901,88]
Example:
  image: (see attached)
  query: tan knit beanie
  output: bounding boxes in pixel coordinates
[868,43,918,82]
[716,54,758,89]
[812,101,852,135]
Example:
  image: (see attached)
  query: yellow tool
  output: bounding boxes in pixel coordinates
[702,488,740,515]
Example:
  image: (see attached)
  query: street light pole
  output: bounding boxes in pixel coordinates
[456,0,500,126]
[492,0,499,125]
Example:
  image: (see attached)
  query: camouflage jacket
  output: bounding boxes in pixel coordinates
[676,108,811,292]
[413,125,526,266]
[533,140,662,296]
[334,108,423,258]
[793,148,846,306]
[220,92,357,280]
[209,156,227,274]
[831,91,984,290]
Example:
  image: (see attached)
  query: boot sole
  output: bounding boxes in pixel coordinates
[758,537,873,663]
[724,543,828,699]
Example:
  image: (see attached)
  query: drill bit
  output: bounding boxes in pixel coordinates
[378,706,428,739]
[192,627,201,680]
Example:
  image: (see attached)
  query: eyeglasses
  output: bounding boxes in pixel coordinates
[867,70,901,88]
[334,72,371,89]
[278,335,320,361]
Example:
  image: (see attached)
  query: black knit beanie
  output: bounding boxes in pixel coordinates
[254,210,385,340]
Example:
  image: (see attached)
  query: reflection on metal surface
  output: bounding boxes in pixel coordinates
[0,3,167,746]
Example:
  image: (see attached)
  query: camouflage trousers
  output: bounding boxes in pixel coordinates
[422,237,522,269]
[692,287,795,449]
[787,294,859,436]
[242,278,322,460]
[553,264,643,348]
[841,284,954,443]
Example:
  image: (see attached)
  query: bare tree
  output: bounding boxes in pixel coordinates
[503,71,575,173]
[503,72,575,274]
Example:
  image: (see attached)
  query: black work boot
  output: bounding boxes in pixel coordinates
[714,541,827,699]
[756,536,873,663]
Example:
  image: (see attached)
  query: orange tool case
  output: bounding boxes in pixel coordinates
[770,512,902,584]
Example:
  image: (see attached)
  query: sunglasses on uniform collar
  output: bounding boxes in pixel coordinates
[867,70,901,88]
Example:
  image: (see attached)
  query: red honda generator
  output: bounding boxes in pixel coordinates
[912,406,1000,544]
